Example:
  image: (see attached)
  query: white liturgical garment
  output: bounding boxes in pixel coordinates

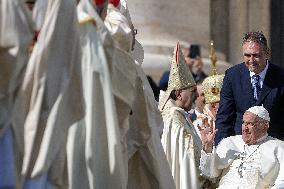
[13,0,84,187]
[67,1,128,189]
[161,98,202,189]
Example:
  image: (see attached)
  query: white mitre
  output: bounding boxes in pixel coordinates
[247,106,270,122]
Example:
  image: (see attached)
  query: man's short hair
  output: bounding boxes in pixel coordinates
[242,31,268,49]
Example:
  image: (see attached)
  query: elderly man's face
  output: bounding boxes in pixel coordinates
[243,41,268,74]
[242,111,269,145]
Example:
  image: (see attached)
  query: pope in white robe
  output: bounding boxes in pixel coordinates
[199,106,284,189]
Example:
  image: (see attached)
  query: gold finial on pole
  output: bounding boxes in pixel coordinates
[209,40,217,75]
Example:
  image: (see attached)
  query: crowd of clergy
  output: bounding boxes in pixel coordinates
[1,0,284,189]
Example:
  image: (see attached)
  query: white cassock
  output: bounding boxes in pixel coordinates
[0,0,33,188]
[105,3,138,139]
[104,3,133,52]
[161,97,202,189]
[105,0,147,161]
[67,0,127,188]
[12,0,84,187]
[200,134,284,189]
[104,2,138,160]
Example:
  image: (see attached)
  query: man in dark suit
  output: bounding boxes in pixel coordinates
[215,31,284,144]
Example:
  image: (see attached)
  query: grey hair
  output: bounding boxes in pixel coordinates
[242,31,268,49]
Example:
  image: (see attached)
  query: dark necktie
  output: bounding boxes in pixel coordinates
[252,75,261,101]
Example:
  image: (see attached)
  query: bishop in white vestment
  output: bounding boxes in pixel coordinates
[159,43,206,189]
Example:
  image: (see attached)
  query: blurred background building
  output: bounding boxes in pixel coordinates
[127,0,284,82]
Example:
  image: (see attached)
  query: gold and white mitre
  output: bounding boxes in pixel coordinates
[158,42,195,111]
[202,40,224,104]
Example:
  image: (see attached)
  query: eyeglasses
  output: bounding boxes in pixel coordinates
[242,121,257,127]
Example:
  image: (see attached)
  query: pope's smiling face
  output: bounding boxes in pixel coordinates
[242,111,269,145]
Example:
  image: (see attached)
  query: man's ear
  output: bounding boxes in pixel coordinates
[265,122,270,129]
[175,89,182,100]
[261,122,270,133]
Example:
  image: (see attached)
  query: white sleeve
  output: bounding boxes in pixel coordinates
[199,137,237,179]
[271,143,284,189]
[199,147,222,178]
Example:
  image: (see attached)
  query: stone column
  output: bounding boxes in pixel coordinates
[248,0,270,40]
[210,0,229,61]
[228,0,249,65]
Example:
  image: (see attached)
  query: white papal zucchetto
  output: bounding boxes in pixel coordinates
[247,106,270,122]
